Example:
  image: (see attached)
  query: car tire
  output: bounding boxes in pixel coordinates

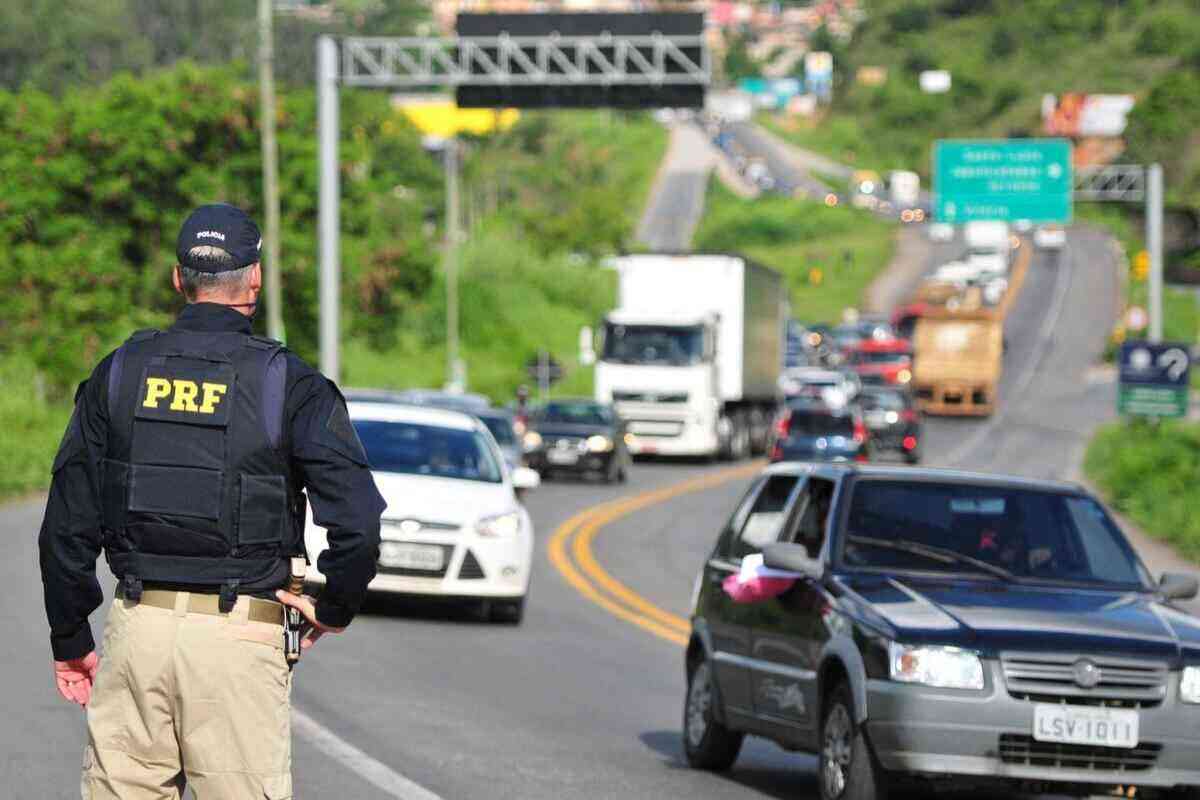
[488,597,525,625]
[682,657,743,771]
[819,682,888,800]
[904,450,921,465]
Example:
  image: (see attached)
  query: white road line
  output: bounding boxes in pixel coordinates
[293,707,444,800]
[941,237,1075,468]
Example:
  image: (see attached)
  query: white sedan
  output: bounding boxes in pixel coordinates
[305,402,540,623]
[1034,224,1067,250]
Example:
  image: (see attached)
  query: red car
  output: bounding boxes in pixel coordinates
[847,338,913,386]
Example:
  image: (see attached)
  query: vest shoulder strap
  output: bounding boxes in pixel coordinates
[262,348,287,452]
[246,334,283,351]
[108,329,161,416]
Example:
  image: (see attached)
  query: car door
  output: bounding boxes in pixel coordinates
[698,473,803,719]
[747,477,838,742]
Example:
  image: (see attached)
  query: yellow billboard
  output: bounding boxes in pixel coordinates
[395,98,519,138]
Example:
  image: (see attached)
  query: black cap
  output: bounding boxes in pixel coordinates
[176,204,262,273]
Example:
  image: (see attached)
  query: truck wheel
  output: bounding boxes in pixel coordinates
[819,682,888,800]
[683,658,743,770]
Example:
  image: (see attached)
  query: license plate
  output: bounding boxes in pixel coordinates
[1033,704,1139,749]
[379,542,444,571]
[547,450,579,465]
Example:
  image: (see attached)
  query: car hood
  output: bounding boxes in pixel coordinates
[837,573,1200,662]
[371,471,515,528]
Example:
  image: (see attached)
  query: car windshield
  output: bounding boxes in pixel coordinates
[860,391,907,411]
[841,480,1151,588]
[536,402,613,427]
[353,420,503,483]
[602,323,705,366]
[478,415,516,446]
[789,411,855,437]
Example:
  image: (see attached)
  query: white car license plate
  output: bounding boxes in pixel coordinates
[379,542,445,572]
[547,450,579,465]
[1033,704,1139,749]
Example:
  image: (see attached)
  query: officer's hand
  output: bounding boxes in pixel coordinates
[54,651,99,707]
[276,591,346,650]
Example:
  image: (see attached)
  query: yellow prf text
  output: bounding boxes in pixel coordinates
[143,377,228,414]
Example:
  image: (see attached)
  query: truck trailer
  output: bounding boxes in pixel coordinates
[595,253,786,460]
[912,313,1003,416]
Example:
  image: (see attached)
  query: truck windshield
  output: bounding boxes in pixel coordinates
[602,323,705,366]
[841,480,1151,589]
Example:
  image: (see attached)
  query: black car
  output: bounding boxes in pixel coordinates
[856,386,921,464]
[523,399,631,483]
[685,464,1200,800]
[769,400,868,464]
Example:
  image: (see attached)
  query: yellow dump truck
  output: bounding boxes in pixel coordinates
[912,314,1003,416]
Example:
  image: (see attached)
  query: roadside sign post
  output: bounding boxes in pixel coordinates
[1117,340,1190,418]
[934,138,1073,224]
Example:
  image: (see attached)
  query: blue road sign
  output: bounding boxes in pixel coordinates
[1118,340,1191,418]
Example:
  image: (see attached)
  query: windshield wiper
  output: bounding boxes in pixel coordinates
[847,534,1017,582]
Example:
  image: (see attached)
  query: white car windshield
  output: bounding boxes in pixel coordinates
[353,420,503,483]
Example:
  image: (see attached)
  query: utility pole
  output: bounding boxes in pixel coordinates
[1146,163,1164,343]
[445,137,463,392]
[317,36,340,382]
[258,0,284,342]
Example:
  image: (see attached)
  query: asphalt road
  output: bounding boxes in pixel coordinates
[3,226,1153,799]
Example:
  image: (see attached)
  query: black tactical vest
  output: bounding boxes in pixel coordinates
[101,327,300,610]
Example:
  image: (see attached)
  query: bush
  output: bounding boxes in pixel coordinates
[0,356,71,498]
[1086,420,1200,560]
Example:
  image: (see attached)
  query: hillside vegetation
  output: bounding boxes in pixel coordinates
[0,63,665,498]
[766,0,1200,214]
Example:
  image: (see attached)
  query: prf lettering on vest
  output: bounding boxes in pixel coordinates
[142,378,228,415]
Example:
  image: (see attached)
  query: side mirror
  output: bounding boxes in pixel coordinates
[762,542,824,581]
[511,466,541,494]
[1159,573,1199,602]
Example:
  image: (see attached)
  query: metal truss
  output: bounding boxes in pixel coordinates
[341,35,710,88]
[1074,164,1145,202]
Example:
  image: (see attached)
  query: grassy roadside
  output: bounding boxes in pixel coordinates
[693,179,896,322]
[1,357,72,500]
[1085,420,1200,561]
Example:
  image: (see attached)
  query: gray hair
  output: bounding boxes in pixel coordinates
[177,246,255,300]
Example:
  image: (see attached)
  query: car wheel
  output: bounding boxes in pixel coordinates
[682,658,743,771]
[819,682,888,800]
[904,450,921,465]
[489,597,524,625]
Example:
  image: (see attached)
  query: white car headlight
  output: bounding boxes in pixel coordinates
[586,434,613,453]
[1182,667,1200,704]
[522,431,543,452]
[889,643,985,690]
[476,511,521,538]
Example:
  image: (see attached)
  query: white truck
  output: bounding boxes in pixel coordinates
[594,253,786,460]
[963,220,1013,276]
[888,170,921,211]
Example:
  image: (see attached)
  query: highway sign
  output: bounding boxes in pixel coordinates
[934,139,1073,224]
[1117,340,1190,418]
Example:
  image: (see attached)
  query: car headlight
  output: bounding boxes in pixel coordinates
[1182,667,1200,704]
[889,643,985,690]
[476,511,520,538]
[586,434,613,453]
[522,431,543,452]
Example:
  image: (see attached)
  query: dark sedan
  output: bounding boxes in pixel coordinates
[684,464,1200,800]
[769,400,868,464]
[523,399,631,483]
[857,386,921,463]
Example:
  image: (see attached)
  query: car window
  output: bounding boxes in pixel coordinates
[479,415,516,445]
[353,420,503,483]
[727,475,801,561]
[789,411,855,438]
[786,477,836,559]
[715,476,765,560]
[536,402,613,426]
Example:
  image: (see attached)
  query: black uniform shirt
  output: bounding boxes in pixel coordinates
[38,303,385,661]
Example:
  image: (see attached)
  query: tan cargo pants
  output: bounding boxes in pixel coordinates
[81,593,293,799]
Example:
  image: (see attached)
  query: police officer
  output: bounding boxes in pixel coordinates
[38,204,385,799]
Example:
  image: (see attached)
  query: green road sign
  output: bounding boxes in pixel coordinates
[934,139,1073,224]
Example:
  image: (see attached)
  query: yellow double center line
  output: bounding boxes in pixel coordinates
[547,463,762,647]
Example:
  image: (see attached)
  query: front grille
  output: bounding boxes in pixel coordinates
[381,518,460,538]
[1002,653,1167,707]
[547,437,587,452]
[998,734,1160,772]
[613,391,688,403]
[457,549,486,580]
